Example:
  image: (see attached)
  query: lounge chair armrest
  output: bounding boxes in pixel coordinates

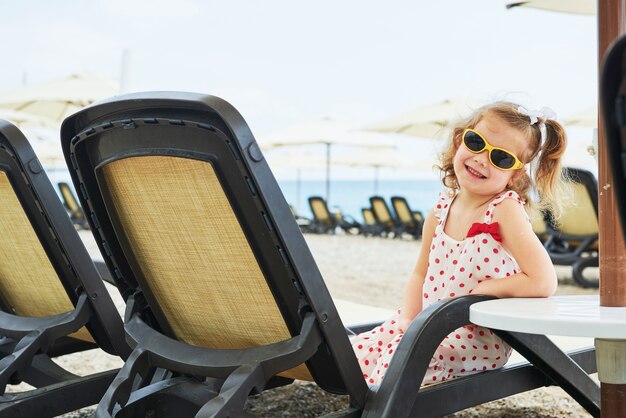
[362,295,495,418]
[346,321,384,336]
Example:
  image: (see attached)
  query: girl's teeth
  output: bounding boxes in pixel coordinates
[467,166,485,178]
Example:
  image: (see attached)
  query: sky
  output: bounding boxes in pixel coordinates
[0,0,598,178]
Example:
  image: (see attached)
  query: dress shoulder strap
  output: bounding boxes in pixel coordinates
[433,192,454,226]
[483,190,526,223]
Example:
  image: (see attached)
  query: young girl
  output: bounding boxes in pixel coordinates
[351,102,569,385]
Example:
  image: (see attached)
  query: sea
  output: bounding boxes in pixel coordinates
[278,179,442,221]
[46,168,442,223]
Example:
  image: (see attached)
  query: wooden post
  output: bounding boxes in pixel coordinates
[599,0,626,308]
[598,1,626,415]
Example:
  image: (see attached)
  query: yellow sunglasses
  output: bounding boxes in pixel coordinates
[462,129,525,170]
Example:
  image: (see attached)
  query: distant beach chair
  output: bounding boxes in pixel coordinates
[307,195,337,233]
[58,181,90,229]
[369,195,402,238]
[332,207,362,235]
[543,167,599,288]
[308,196,360,234]
[0,121,129,416]
[390,196,424,239]
[361,207,383,237]
[61,92,598,417]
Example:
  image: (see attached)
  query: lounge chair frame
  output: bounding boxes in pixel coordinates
[61,92,599,417]
[0,121,129,416]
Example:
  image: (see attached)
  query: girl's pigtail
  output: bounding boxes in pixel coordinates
[533,119,570,220]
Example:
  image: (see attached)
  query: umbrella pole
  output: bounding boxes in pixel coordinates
[325,143,331,203]
[374,166,379,195]
[296,168,301,212]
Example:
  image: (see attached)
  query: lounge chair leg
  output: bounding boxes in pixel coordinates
[0,331,45,393]
[0,370,117,418]
[194,363,264,418]
[572,257,599,288]
[96,347,150,418]
[17,353,78,387]
[496,331,600,417]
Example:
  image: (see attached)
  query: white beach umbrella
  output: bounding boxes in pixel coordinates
[0,72,118,125]
[506,0,595,15]
[258,117,397,201]
[332,148,424,194]
[563,106,597,128]
[0,109,57,129]
[362,97,481,140]
[18,125,64,166]
[259,117,397,149]
[266,146,430,210]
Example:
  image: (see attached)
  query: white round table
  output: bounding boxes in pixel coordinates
[470,295,626,417]
[470,295,626,339]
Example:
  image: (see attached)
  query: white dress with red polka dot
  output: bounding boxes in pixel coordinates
[351,191,524,386]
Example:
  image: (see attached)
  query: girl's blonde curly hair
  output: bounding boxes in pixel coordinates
[437,102,570,219]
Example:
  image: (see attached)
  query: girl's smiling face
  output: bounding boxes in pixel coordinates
[453,113,528,197]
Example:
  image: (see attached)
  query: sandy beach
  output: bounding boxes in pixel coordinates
[51,231,598,417]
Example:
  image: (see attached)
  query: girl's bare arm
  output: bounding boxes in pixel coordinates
[398,208,437,332]
[472,199,557,298]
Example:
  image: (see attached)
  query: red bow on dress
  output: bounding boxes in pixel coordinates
[466,222,502,242]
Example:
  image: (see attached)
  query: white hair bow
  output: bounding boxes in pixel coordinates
[518,106,557,125]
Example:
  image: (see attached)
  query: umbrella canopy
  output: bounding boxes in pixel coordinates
[259,117,396,149]
[332,148,425,194]
[506,0,595,15]
[0,72,118,124]
[563,106,597,127]
[266,145,434,203]
[0,109,57,129]
[19,125,64,166]
[258,117,397,201]
[363,97,481,139]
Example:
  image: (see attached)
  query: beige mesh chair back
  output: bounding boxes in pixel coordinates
[0,121,128,416]
[362,207,376,225]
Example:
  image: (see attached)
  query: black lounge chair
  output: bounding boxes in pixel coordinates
[361,207,383,237]
[369,196,402,238]
[61,92,599,417]
[58,181,90,230]
[390,196,423,239]
[307,195,337,233]
[308,196,360,234]
[0,121,130,417]
[543,167,599,288]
